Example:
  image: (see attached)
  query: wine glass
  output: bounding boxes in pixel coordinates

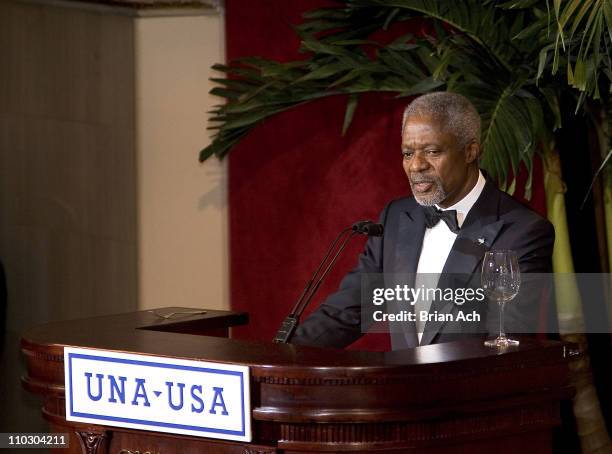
[481,250,521,347]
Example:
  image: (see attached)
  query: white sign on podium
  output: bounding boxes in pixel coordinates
[64,347,251,442]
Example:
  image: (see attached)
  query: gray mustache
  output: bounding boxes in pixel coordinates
[410,178,436,184]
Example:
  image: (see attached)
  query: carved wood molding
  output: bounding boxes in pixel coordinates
[241,448,277,454]
[22,348,64,363]
[76,430,110,454]
[279,404,559,445]
[252,376,388,385]
[252,360,565,385]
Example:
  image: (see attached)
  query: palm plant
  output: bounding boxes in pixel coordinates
[201,0,611,199]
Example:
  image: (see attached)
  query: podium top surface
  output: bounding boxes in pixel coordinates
[22,307,569,376]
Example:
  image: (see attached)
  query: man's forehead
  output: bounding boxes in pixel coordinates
[402,117,446,141]
[403,114,444,131]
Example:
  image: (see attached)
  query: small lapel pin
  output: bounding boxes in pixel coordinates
[477,238,486,246]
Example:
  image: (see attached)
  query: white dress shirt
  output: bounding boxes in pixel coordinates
[415,170,486,343]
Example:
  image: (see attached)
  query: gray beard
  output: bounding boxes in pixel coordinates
[410,176,447,206]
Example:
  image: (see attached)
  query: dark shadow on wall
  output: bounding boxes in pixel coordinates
[0,260,5,348]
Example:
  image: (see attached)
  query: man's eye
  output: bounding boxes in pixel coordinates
[402,152,413,159]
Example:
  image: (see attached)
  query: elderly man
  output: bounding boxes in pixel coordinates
[291,91,555,349]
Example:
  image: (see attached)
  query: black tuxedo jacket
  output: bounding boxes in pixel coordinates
[291,178,555,349]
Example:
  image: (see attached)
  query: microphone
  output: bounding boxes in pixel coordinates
[273,220,384,343]
[353,221,384,236]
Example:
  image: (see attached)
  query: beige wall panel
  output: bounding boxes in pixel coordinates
[22,121,134,241]
[0,3,10,114]
[21,118,136,241]
[99,13,136,127]
[0,0,227,432]
[0,3,137,316]
[40,229,137,320]
[0,224,50,433]
[0,1,138,432]
[0,1,134,125]
[0,114,27,227]
[134,13,228,311]
[89,236,138,314]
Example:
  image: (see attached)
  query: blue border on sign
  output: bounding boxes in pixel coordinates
[67,353,247,437]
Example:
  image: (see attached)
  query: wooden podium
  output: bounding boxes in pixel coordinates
[22,307,574,453]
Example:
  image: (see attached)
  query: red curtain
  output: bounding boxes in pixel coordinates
[225,0,547,350]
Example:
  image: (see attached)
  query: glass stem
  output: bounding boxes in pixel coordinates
[498,301,506,339]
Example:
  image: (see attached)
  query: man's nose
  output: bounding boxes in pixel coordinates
[409,153,429,172]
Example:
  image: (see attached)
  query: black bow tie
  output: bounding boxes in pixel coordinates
[423,206,460,233]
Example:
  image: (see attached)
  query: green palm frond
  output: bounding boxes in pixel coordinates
[555,0,612,103]
[200,0,611,195]
[461,83,546,192]
[200,36,439,161]
[502,0,612,105]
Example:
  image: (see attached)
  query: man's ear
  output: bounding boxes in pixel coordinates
[465,141,480,164]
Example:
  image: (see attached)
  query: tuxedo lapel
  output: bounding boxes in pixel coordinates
[389,206,426,350]
[394,207,426,276]
[419,180,505,346]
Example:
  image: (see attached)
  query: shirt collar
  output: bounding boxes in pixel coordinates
[436,170,486,228]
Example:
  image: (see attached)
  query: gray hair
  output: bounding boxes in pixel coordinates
[401,92,481,148]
